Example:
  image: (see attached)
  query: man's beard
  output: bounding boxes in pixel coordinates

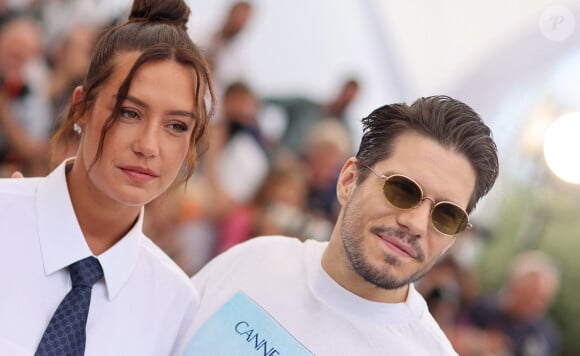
[340,199,440,290]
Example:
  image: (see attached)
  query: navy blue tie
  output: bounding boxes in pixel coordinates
[35,256,103,356]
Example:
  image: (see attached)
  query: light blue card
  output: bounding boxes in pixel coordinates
[184,292,313,356]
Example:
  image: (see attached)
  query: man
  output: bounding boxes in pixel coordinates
[185,95,499,355]
[199,1,253,91]
[263,78,360,155]
[468,251,561,356]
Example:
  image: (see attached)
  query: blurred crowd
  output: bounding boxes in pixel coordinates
[0,1,563,355]
[417,248,562,356]
[0,0,121,177]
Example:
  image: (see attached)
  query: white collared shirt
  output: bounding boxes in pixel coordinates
[0,160,198,356]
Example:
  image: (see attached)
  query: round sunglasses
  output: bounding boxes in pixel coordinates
[364,165,472,236]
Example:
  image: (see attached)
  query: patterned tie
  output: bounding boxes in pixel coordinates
[35,256,103,356]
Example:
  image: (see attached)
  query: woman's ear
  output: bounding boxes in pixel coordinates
[71,86,85,127]
[72,85,84,105]
[336,157,358,205]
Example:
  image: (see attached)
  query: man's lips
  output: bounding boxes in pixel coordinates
[377,233,418,259]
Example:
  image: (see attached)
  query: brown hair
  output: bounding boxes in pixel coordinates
[51,0,215,184]
[355,95,498,213]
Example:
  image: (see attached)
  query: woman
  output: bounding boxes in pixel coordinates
[0,0,215,355]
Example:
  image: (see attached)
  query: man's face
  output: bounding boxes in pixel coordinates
[507,273,558,320]
[328,131,475,300]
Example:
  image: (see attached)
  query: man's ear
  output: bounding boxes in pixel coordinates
[336,157,358,205]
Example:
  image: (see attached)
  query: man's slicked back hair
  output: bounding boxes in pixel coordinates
[355,95,498,213]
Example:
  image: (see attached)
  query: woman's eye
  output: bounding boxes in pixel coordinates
[120,108,139,119]
[169,122,189,133]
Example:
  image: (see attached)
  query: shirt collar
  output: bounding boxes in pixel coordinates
[37,158,143,300]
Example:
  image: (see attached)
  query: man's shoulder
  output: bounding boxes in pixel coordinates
[221,235,326,260]
[194,236,326,282]
[234,235,303,249]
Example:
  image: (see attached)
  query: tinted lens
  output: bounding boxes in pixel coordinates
[431,202,469,235]
[383,175,422,209]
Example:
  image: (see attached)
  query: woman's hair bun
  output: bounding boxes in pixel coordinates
[129,0,191,30]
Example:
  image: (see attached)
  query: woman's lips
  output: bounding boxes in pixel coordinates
[119,166,159,183]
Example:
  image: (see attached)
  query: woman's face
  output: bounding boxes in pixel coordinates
[75,51,197,207]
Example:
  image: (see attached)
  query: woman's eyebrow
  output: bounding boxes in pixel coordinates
[117,94,196,120]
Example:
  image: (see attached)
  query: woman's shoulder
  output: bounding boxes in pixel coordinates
[139,236,194,285]
[0,176,43,197]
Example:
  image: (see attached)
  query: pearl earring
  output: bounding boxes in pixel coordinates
[73,123,82,135]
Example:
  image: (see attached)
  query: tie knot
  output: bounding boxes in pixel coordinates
[68,256,103,287]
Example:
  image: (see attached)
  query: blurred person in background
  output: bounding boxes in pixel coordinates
[418,256,512,356]
[468,250,562,356]
[33,0,120,50]
[205,80,270,213]
[0,9,51,176]
[46,23,100,165]
[215,157,335,254]
[198,1,253,91]
[215,162,310,253]
[0,1,123,174]
[47,24,99,120]
[263,77,360,155]
[301,117,354,224]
